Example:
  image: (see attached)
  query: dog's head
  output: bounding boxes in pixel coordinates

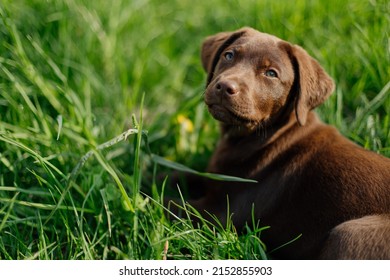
[201,27,334,133]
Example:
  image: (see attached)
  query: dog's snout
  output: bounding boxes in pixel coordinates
[215,81,239,95]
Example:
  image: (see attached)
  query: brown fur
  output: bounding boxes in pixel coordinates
[320,215,390,259]
[168,27,390,259]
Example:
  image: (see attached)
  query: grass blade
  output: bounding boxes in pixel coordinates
[151,154,257,183]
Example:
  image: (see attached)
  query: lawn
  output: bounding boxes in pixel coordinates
[0,0,389,259]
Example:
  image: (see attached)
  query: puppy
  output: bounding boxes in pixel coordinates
[168,27,390,259]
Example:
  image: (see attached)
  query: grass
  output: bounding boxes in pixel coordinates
[0,0,389,260]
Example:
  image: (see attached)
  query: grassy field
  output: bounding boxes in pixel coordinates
[0,0,389,260]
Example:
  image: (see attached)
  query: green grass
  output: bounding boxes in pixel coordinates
[0,0,389,259]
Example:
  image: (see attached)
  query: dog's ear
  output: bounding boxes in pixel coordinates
[289,45,335,126]
[201,28,248,85]
[201,31,232,73]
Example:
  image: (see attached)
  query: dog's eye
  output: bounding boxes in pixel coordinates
[224,51,234,61]
[265,69,278,78]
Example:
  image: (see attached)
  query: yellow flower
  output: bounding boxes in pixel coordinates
[177,114,194,133]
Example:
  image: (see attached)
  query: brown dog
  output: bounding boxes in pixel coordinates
[168,27,390,259]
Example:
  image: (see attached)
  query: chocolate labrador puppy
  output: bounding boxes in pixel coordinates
[168,27,390,259]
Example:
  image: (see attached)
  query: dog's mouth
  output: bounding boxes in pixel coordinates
[207,103,255,125]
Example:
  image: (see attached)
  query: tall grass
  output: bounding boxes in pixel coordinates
[0,0,389,259]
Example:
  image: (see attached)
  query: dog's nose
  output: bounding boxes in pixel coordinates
[215,81,239,95]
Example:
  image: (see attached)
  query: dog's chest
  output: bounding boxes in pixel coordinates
[207,135,301,179]
[207,140,260,177]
